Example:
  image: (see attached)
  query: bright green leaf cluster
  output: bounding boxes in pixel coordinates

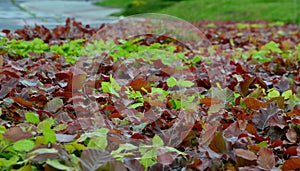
[0,38,85,64]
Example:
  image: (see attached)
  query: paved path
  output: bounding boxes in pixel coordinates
[0,0,121,31]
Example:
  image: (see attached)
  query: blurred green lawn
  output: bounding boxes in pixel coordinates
[95,0,300,24]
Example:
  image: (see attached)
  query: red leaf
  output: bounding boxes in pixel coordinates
[251,102,280,130]
[200,122,219,145]
[131,133,146,139]
[246,123,257,135]
[255,77,267,89]
[53,91,73,98]
[286,128,297,143]
[209,131,228,154]
[269,139,282,148]
[287,109,300,117]
[269,113,286,129]
[235,63,248,74]
[13,97,33,108]
[3,127,33,142]
[248,145,261,152]
[234,149,257,161]
[124,159,144,171]
[2,29,10,34]
[199,97,224,106]
[29,94,48,108]
[0,78,18,98]
[109,112,124,119]
[55,72,72,81]
[267,97,285,109]
[130,78,151,94]
[239,77,255,97]
[157,148,174,165]
[282,158,300,171]
[80,148,113,171]
[257,147,275,170]
[244,97,266,110]
[187,158,202,170]
[0,70,20,78]
[285,146,298,156]
[223,121,242,139]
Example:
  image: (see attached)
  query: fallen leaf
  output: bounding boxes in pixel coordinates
[3,127,33,142]
[234,149,257,161]
[244,97,266,110]
[124,159,144,171]
[251,102,280,130]
[199,97,224,106]
[157,148,174,165]
[80,148,113,171]
[0,55,3,67]
[282,158,300,171]
[13,97,33,108]
[208,131,228,154]
[239,77,255,97]
[55,134,76,143]
[257,147,275,170]
[130,78,152,94]
[285,146,298,156]
[286,128,297,143]
[45,97,63,113]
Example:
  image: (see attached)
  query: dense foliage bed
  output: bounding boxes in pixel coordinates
[0,18,299,170]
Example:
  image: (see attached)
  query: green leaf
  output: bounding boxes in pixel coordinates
[40,119,56,144]
[267,89,280,98]
[151,87,170,97]
[87,129,109,150]
[263,41,282,53]
[133,122,148,131]
[13,164,32,171]
[78,128,109,150]
[282,90,293,100]
[258,141,268,147]
[128,103,144,109]
[167,77,177,87]
[46,160,71,171]
[111,143,138,159]
[13,139,35,152]
[177,79,194,87]
[25,112,40,124]
[0,126,6,134]
[164,146,186,155]
[191,55,202,63]
[170,100,181,110]
[110,74,121,91]
[0,156,19,167]
[29,148,58,155]
[96,128,109,134]
[53,124,68,131]
[140,149,157,169]
[258,57,272,63]
[152,134,164,146]
[37,117,54,133]
[88,136,107,150]
[102,82,120,97]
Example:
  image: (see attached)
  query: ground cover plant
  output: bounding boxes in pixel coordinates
[95,0,300,24]
[0,18,300,170]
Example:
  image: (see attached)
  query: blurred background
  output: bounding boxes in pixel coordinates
[0,0,299,30]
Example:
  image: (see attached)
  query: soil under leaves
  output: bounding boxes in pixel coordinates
[0,18,300,170]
